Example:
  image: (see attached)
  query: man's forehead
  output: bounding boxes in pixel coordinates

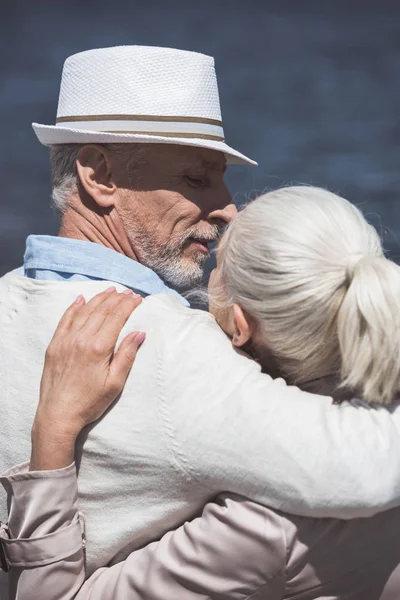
[178,149,227,172]
[203,159,227,173]
[146,144,227,172]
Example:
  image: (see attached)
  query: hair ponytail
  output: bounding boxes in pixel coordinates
[338,255,400,405]
[216,185,400,406]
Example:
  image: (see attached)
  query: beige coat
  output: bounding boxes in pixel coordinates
[1,462,399,600]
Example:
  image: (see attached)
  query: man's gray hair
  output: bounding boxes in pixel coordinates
[50,143,149,214]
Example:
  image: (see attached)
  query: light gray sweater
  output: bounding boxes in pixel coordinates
[1,273,400,596]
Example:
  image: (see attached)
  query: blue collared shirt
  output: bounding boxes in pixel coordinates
[22,235,188,305]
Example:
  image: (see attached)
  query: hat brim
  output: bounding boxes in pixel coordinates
[32,123,257,166]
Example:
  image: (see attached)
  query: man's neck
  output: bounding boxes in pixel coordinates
[59,206,137,261]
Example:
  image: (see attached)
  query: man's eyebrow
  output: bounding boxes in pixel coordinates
[182,160,227,173]
[203,161,227,173]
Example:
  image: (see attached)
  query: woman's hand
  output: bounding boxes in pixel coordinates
[30,288,145,471]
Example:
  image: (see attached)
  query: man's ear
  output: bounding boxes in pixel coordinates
[76,145,117,208]
[231,304,254,347]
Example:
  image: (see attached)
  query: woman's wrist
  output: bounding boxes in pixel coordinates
[30,420,78,471]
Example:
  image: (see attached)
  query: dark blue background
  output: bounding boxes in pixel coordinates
[1,0,400,276]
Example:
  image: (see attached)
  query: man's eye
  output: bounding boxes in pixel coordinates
[185,176,205,187]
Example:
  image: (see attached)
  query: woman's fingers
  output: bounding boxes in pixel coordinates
[81,291,141,338]
[64,286,117,333]
[50,289,142,365]
[51,294,86,336]
[90,293,142,345]
[109,331,146,391]
[35,288,146,457]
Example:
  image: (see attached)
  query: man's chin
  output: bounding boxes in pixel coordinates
[158,258,206,292]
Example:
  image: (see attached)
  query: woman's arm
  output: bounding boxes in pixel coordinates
[0,289,285,599]
[0,462,85,599]
[1,463,284,600]
[0,289,146,597]
[30,288,145,472]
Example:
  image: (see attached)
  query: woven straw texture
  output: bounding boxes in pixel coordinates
[33,46,256,165]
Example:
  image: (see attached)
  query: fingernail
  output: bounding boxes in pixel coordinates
[105,286,116,293]
[133,331,146,347]
[122,289,134,295]
[75,294,84,304]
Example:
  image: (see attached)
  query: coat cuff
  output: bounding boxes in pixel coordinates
[1,461,76,481]
[0,514,84,570]
[0,461,83,572]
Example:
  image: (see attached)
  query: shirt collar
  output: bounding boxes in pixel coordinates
[24,235,188,305]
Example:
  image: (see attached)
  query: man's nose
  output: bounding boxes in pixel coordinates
[209,202,238,225]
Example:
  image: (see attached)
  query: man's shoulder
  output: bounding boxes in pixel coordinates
[0,270,114,299]
[131,293,268,405]
[137,293,219,329]
[0,268,24,287]
[0,273,219,343]
[1,267,23,278]
[134,293,241,355]
[124,293,237,370]
[0,272,247,380]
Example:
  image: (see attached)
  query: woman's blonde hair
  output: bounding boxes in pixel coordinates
[217,185,400,405]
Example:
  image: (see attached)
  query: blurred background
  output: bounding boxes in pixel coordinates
[1,0,400,277]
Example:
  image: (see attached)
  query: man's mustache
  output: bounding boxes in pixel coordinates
[181,224,223,246]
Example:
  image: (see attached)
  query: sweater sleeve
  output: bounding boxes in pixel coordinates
[0,465,285,600]
[159,318,400,518]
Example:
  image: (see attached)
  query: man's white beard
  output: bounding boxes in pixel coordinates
[135,224,221,290]
[141,240,208,290]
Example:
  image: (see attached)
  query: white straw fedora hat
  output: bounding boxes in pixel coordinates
[33,45,257,166]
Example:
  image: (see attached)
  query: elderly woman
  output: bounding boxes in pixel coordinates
[1,186,400,599]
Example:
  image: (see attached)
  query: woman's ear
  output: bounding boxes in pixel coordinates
[231,304,253,347]
[76,145,117,208]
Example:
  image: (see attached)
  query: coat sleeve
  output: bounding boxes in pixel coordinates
[0,464,286,600]
[0,462,85,600]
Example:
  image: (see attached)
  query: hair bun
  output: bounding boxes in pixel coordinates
[345,254,386,285]
[345,254,367,285]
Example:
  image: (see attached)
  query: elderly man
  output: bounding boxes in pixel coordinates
[1,45,400,594]
[46,141,233,292]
